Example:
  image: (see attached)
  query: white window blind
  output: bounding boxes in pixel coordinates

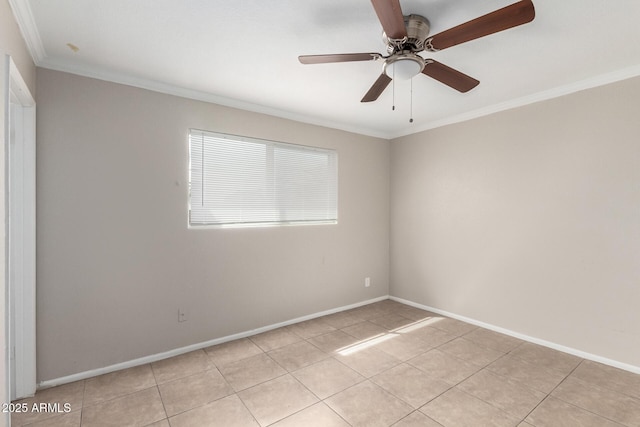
[189,130,338,227]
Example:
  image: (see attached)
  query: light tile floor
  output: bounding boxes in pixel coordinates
[11,300,640,426]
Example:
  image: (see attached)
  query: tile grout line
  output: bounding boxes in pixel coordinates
[417,339,531,424]
[79,379,87,427]
[543,362,633,427]
[148,354,171,425]
[154,383,170,425]
[519,358,586,425]
[235,391,262,427]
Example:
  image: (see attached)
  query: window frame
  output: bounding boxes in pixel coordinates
[188,129,338,229]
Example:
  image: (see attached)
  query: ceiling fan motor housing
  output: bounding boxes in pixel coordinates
[383,14,431,54]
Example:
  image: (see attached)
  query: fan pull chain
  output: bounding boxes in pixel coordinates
[409,77,414,123]
[392,64,396,111]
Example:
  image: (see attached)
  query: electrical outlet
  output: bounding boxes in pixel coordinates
[178,308,188,322]
[365,277,371,287]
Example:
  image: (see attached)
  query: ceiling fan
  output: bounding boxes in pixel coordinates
[299,0,535,102]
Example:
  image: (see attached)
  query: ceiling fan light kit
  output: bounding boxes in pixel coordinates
[384,53,424,80]
[298,0,535,103]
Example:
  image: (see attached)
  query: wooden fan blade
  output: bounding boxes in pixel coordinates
[426,0,535,51]
[422,60,479,93]
[371,0,407,39]
[298,53,381,64]
[361,74,392,102]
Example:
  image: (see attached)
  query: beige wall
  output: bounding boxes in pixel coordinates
[391,76,640,368]
[35,68,390,381]
[1,0,36,421]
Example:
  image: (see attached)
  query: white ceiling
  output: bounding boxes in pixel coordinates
[11,0,640,138]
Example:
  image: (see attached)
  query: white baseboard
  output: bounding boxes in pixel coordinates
[38,295,390,390]
[40,293,638,389]
[390,296,640,375]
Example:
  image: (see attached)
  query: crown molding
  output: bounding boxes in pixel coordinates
[7,0,46,64]
[391,63,640,139]
[41,57,640,141]
[38,57,393,139]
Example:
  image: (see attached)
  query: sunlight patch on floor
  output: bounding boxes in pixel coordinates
[336,316,444,356]
[394,316,443,334]
[337,333,398,356]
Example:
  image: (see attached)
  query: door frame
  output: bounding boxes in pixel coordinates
[5,55,36,400]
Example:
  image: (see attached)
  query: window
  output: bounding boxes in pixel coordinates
[189,129,338,227]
